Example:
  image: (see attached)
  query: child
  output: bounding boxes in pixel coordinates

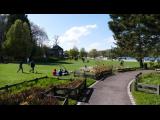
[52,69,57,76]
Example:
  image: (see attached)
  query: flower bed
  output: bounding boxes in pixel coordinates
[92,65,113,80]
[0,87,62,105]
[48,79,86,100]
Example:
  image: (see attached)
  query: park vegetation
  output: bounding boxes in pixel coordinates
[132,72,160,105]
[108,14,160,68]
[0,14,49,62]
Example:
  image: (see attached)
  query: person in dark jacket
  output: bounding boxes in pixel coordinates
[30,60,35,73]
[17,61,24,73]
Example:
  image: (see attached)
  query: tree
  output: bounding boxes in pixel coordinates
[88,49,98,59]
[0,14,8,45]
[69,46,79,59]
[30,22,49,58]
[31,22,48,47]
[6,14,35,58]
[54,35,59,46]
[79,48,87,58]
[108,14,160,68]
[6,14,31,33]
[3,19,32,60]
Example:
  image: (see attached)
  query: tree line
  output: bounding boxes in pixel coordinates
[64,46,115,60]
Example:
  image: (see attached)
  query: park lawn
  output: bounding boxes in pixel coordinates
[132,72,160,105]
[8,77,96,94]
[0,59,139,87]
[132,91,160,105]
[138,72,160,85]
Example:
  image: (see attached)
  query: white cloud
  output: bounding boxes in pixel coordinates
[86,36,116,52]
[86,42,101,51]
[59,24,97,50]
[105,36,116,49]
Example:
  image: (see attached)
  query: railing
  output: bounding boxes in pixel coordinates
[133,72,160,95]
[0,76,48,93]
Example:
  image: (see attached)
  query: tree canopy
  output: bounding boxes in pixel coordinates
[3,19,32,59]
[108,14,160,67]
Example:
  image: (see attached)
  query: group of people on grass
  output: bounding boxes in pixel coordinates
[17,60,35,73]
[52,69,69,76]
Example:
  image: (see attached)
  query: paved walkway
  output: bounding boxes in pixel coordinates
[81,70,153,105]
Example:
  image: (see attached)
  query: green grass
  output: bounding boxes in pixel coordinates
[0,59,139,105]
[132,72,160,105]
[132,91,160,105]
[68,99,77,105]
[139,72,160,85]
[6,77,96,94]
[0,59,139,87]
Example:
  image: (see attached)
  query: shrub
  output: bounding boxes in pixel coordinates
[92,65,113,79]
[149,62,154,69]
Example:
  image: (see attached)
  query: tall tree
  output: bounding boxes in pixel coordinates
[30,22,49,58]
[3,19,32,59]
[88,49,98,59]
[79,48,87,58]
[108,14,160,68]
[6,14,35,58]
[31,22,48,47]
[6,14,30,32]
[69,46,79,59]
[0,14,8,45]
[53,35,59,46]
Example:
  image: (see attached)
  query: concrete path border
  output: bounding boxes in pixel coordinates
[127,79,136,105]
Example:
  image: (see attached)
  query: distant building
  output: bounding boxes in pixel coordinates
[48,45,64,58]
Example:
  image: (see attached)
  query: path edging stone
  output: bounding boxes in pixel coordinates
[127,79,136,105]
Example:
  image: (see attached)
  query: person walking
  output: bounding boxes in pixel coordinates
[17,61,24,73]
[30,60,35,73]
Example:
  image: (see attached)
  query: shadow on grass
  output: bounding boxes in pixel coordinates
[35,61,74,65]
[22,72,30,74]
[78,88,94,103]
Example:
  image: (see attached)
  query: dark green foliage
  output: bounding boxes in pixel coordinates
[3,19,32,59]
[108,14,160,68]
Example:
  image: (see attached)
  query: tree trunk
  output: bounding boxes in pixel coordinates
[139,58,144,68]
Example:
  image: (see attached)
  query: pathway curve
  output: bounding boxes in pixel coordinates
[81,70,153,105]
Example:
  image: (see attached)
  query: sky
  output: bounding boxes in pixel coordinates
[28,14,116,52]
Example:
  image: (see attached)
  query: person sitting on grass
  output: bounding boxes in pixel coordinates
[52,69,57,76]
[62,69,69,75]
[17,61,24,73]
[58,69,63,76]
